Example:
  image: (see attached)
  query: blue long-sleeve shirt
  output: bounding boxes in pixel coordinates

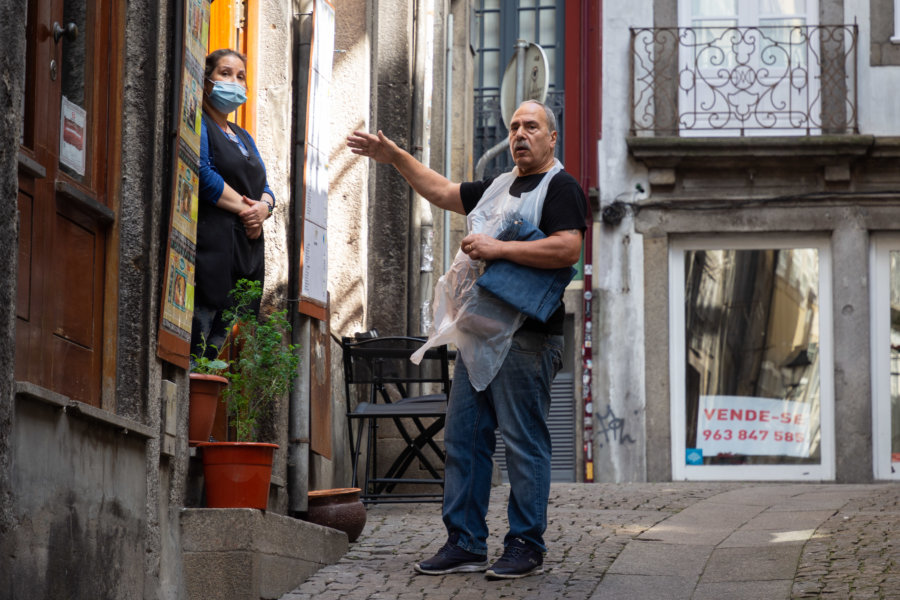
[198,118,275,206]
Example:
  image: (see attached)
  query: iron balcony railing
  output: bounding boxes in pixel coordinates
[630,25,858,136]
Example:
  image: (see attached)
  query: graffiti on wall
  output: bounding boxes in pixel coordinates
[596,405,636,448]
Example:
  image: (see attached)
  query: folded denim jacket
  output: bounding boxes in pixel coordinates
[475,218,576,323]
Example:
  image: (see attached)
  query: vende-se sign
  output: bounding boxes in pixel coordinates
[696,395,814,458]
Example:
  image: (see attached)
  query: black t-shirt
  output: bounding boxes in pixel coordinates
[460,169,588,335]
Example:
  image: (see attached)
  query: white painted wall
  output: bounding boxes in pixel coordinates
[328,2,372,338]
[596,0,900,483]
[846,0,900,135]
[592,0,654,482]
[256,0,295,299]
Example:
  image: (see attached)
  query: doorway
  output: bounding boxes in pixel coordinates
[17,0,119,407]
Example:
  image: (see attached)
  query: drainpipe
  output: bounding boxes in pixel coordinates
[288,0,314,514]
[442,12,453,274]
[411,0,436,336]
[474,139,507,180]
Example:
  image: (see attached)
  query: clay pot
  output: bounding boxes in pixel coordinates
[197,442,278,509]
[188,373,227,445]
[306,488,367,542]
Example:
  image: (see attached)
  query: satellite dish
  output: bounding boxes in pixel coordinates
[499,42,549,128]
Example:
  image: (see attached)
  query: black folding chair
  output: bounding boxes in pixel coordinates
[343,336,450,504]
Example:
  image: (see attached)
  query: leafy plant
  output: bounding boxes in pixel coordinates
[220,279,300,442]
[190,332,229,375]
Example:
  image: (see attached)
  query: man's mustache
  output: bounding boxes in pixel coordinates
[514,141,530,150]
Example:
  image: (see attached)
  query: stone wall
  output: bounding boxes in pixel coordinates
[182,509,348,600]
[0,1,192,596]
[7,391,152,598]
[0,1,27,593]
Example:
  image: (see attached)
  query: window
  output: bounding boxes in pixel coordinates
[473,0,565,177]
[669,236,835,480]
[869,235,900,479]
[677,0,821,135]
[869,0,900,67]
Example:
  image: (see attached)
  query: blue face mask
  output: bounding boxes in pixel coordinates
[207,79,247,113]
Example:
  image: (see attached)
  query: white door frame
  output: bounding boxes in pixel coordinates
[669,234,836,480]
[869,234,900,480]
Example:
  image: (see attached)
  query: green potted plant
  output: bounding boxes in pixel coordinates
[198,279,301,509]
[188,336,229,445]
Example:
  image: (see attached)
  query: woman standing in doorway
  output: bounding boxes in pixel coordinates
[191,48,274,362]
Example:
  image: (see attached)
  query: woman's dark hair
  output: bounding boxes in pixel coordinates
[204,49,247,80]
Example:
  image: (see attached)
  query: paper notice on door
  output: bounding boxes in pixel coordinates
[301,220,328,305]
[60,96,86,176]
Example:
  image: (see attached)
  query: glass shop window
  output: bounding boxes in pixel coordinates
[670,237,834,480]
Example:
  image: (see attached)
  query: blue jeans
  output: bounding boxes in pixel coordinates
[442,329,564,554]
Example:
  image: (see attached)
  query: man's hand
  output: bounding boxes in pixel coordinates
[347,129,465,214]
[347,130,399,165]
[463,229,583,269]
[461,233,505,261]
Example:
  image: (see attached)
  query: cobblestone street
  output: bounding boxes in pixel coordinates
[792,486,900,598]
[281,482,899,600]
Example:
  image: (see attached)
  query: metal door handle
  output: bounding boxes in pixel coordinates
[52,22,78,44]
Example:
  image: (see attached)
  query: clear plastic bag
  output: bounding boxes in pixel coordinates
[411,160,563,390]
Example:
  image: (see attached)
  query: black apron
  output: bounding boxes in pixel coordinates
[196,112,267,309]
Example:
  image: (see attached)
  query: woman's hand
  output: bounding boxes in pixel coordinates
[239,196,268,239]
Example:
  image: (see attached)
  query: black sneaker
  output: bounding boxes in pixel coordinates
[414,535,489,575]
[485,537,544,579]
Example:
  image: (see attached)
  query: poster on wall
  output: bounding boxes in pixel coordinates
[161,244,196,338]
[186,0,210,58]
[179,0,209,157]
[179,53,205,158]
[160,154,200,341]
[298,0,335,320]
[157,0,210,368]
[692,395,815,461]
[173,155,200,238]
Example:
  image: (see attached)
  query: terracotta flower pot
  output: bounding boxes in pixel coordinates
[188,373,228,445]
[306,488,367,542]
[197,442,278,509]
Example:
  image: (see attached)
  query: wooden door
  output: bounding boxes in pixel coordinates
[17,0,118,407]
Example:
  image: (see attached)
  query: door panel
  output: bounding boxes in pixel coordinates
[50,213,97,347]
[16,191,33,321]
[50,334,95,403]
[17,0,115,407]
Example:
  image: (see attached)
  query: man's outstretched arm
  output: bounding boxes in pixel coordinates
[347,130,465,215]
